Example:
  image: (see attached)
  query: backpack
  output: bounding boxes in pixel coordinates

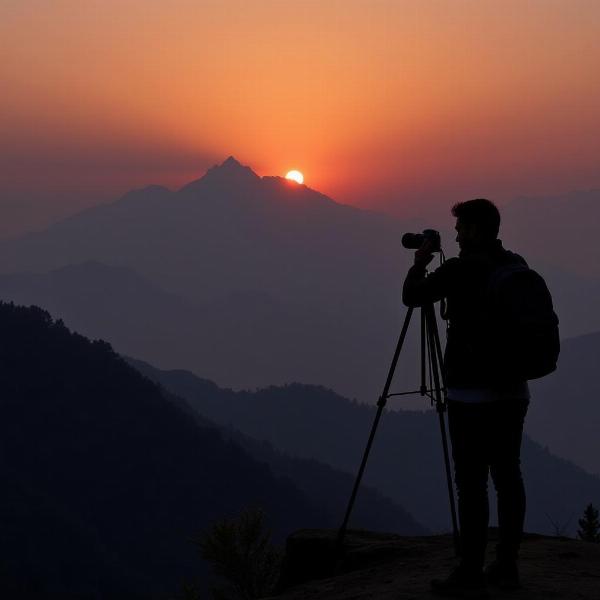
[486,263,560,380]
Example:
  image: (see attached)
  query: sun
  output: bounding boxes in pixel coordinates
[285,170,304,184]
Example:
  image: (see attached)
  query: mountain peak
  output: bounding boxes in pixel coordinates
[180,156,260,193]
[206,155,259,180]
[221,155,243,168]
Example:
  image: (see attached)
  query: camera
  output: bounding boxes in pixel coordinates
[401,229,442,252]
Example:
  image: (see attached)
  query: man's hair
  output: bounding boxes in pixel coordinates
[451,198,500,240]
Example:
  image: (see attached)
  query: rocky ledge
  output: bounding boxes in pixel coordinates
[268,529,600,599]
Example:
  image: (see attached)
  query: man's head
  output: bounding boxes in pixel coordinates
[451,198,500,252]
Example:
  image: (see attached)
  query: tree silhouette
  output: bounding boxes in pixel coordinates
[577,504,600,543]
[196,508,281,600]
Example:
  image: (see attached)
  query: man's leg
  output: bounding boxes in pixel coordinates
[430,401,490,597]
[447,400,491,574]
[489,399,528,565]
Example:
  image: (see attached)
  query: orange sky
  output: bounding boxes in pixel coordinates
[2,0,600,236]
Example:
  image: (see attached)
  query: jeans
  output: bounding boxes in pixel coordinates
[447,398,529,572]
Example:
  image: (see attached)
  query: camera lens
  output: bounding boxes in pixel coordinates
[402,233,425,249]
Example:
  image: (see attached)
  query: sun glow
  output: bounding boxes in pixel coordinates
[285,170,304,184]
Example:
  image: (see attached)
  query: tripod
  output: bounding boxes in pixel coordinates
[336,301,460,556]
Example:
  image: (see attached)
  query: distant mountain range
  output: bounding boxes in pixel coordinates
[0,157,410,306]
[0,157,413,401]
[0,157,597,405]
[130,357,600,538]
[0,302,421,599]
[528,331,600,476]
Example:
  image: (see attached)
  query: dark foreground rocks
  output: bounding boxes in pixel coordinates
[268,529,600,599]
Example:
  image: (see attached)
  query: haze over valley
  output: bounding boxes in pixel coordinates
[1,158,599,407]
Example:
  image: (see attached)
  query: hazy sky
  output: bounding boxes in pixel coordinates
[2,0,600,237]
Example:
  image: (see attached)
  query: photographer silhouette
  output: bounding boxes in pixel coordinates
[403,199,558,598]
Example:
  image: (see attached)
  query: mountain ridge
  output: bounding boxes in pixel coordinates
[0,158,599,404]
[130,357,600,538]
[0,301,331,597]
[0,157,411,401]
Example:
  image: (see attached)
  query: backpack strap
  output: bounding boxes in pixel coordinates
[487,263,529,295]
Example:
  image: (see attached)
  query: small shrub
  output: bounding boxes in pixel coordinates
[197,508,282,600]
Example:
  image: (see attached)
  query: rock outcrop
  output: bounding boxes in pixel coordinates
[270,529,600,599]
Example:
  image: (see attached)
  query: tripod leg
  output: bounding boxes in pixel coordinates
[420,310,427,395]
[336,307,415,554]
[425,305,460,556]
[436,405,460,556]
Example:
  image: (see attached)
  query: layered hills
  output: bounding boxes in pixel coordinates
[1,156,599,486]
[130,358,600,538]
[528,332,600,476]
[2,157,598,406]
[0,302,421,599]
[0,157,410,402]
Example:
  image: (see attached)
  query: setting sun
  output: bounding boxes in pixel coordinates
[285,170,304,184]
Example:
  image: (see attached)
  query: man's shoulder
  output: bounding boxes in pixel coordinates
[501,249,528,267]
[494,240,528,267]
[458,244,529,271]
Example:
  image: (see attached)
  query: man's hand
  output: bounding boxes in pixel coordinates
[414,239,435,269]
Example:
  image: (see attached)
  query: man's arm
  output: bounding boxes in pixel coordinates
[402,245,456,306]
